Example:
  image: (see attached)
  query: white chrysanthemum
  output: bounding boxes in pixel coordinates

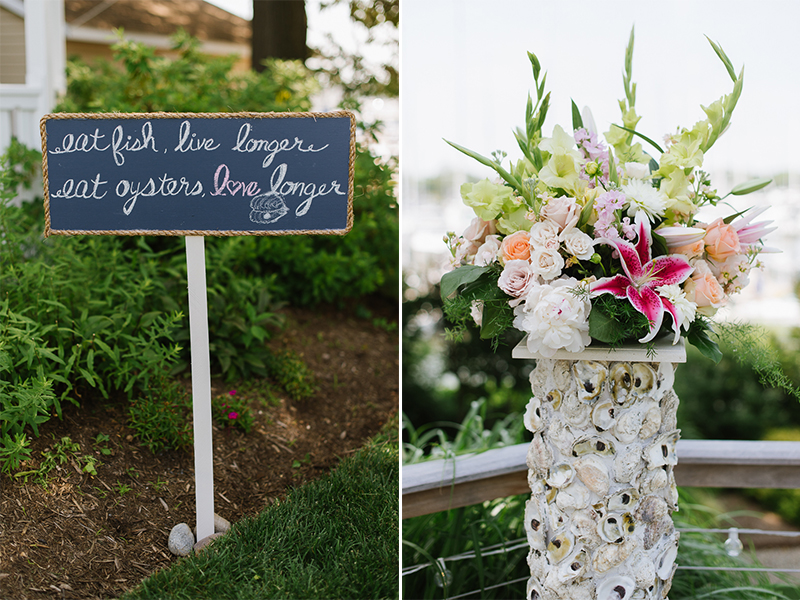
[513,278,590,357]
[657,284,697,334]
[623,179,667,221]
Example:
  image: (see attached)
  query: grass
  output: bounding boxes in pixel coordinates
[122,426,399,600]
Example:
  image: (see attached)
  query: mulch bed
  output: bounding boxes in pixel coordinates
[0,300,398,600]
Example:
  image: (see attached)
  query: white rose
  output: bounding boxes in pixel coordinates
[529,221,560,250]
[474,234,501,266]
[530,247,565,280]
[561,229,595,260]
[624,162,651,179]
[498,260,538,305]
[513,277,591,357]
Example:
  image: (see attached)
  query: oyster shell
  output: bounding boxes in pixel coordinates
[655,534,679,580]
[592,538,635,573]
[638,467,669,495]
[632,555,657,592]
[614,406,645,444]
[547,530,574,563]
[598,513,626,544]
[552,360,572,389]
[573,360,607,403]
[528,548,547,580]
[609,362,633,406]
[596,576,636,600]
[526,397,545,433]
[660,390,679,432]
[546,414,575,456]
[608,488,639,513]
[570,508,602,546]
[545,389,564,410]
[546,463,576,489]
[574,455,610,497]
[558,548,589,582]
[562,392,591,428]
[592,400,616,432]
[572,436,615,457]
[528,433,552,477]
[526,576,545,600]
[645,431,679,469]
[631,363,657,398]
[614,446,642,483]
[556,481,591,511]
[525,497,547,550]
[639,402,662,440]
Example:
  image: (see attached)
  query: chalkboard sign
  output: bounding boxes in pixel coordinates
[40,111,355,236]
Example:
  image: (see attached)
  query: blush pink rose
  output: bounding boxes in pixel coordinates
[500,230,532,262]
[703,218,741,262]
[541,196,580,232]
[498,260,537,305]
[462,217,497,244]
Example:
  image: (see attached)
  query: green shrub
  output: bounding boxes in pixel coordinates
[57,29,317,114]
[675,339,800,440]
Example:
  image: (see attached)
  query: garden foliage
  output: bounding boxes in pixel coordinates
[1,30,397,467]
[402,402,800,599]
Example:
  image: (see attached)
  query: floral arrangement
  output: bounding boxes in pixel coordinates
[442,30,776,362]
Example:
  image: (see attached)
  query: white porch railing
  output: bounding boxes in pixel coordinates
[402,439,800,519]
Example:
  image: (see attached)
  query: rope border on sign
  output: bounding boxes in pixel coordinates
[40,111,356,238]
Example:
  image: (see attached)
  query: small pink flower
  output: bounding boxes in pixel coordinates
[228,390,237,396]
[228,411,238,420]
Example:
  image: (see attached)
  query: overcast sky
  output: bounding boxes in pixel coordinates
[401,0,800,181]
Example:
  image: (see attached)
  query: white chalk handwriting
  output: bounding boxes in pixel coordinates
[232,123,329,168]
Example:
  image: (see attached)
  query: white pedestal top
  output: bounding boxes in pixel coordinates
[512,336,687,363]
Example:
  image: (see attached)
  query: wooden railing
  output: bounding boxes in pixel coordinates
[402,440,800,519]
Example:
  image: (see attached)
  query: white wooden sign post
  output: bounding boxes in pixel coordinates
[41,111,355,541]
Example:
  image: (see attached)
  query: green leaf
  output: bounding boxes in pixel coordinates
[611,125,664,154]
[722,208,750,225]
[730,177,771,196]
[571,99,583,131]
[607,147,619,186]
[687,326,723,364]
[705,35,737,82]
[576,196,596,229]
[588,307,626,345]
[440,265,490,300]
[479,302,509,340]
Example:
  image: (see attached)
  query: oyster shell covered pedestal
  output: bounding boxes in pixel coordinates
[524,358,680,600]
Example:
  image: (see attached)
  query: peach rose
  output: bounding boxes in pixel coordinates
[703,218,741,262]
[500,230,532,262]
[685,261,727,316]
[672,238,704,259]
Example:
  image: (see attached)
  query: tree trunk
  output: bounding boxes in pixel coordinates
[251,0,307,72]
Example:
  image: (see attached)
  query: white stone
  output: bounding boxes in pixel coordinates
[168,523,195,556]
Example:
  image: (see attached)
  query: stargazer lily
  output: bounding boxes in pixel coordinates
[591,214,694,343]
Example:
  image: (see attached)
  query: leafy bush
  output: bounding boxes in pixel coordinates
[56,29,318,114]
[675,338,800,440]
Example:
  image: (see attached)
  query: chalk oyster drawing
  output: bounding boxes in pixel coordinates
[249,191,290,224]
